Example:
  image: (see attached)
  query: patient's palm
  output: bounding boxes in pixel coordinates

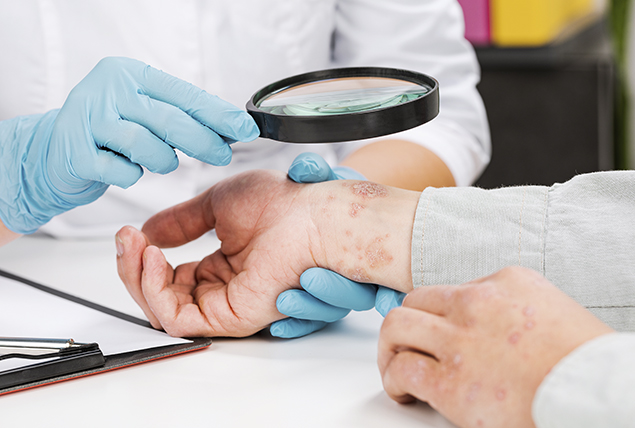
[139,170,319,337]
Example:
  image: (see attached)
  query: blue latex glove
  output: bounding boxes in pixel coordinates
[271,152,406,338]
[0,57,259,234]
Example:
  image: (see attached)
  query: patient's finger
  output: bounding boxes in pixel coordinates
[402,285,459,316]
[378,306,455,376]
[382,350,441,406]
[142,190,216,248]
[141,246,214,337]
[115,226,160,327]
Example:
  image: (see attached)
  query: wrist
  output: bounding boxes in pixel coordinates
[0,113,55,234]
[308,180,419,293]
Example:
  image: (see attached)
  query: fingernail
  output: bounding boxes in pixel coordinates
[115,235,124,257]
[401,294,409,307]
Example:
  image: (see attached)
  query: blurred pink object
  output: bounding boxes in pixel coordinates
[456,0,490,45]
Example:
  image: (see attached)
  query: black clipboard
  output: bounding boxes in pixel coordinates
[0,269,212,396]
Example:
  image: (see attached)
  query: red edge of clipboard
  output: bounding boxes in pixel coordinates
[0,341,212,397]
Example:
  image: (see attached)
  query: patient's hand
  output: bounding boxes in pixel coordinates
[378,267,614,428]
[116,169,418,337]
[116,170,323,337]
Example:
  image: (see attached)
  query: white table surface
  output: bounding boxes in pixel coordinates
[0,234,456,428]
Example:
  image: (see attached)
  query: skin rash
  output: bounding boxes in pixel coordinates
[338,181,393,284]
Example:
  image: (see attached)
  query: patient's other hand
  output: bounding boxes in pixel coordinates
[378,267,614,428]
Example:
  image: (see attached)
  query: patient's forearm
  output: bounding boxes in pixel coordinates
[0,219,21,247]
[309,180,420,293]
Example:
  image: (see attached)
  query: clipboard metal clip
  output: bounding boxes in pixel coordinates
[0,337,100,361]
[0,337,106,391]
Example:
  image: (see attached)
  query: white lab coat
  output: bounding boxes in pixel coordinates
[0,0,490,237]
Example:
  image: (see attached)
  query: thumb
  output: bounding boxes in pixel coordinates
[142,190,216,248]
[141,245,176,331]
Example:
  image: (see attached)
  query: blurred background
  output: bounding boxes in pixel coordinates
[456,0,633,188]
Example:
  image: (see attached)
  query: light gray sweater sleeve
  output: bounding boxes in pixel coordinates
[532,333,635,428]
[411,171,635,330]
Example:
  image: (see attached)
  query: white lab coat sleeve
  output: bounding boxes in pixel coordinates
[411,171,635,330]
[532,332,635,428]
[331,0,491,186]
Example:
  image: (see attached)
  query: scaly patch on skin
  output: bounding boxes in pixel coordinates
[349,203,365,218]
[347,182,389,199]
[365,236,393,268]
[351,268,370,282]
[366,247,392,267]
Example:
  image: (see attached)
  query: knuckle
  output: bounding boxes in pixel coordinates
[381,307,405,333]
[499,265,526,276]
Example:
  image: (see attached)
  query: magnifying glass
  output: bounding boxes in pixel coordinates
[246,67,439,144]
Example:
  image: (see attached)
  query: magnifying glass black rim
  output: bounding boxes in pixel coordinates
[246,67,439,144]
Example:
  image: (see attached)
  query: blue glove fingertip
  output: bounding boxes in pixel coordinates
[270,318,328,339]
[204,142,233,166]
[332,165,366,181]
[276,290,300,315]
[299,268,326,293]
[235,114,261,142]
[300,268,376,311]
[375,287,406,317]
[288,153,338,183]
[277,288,351,322]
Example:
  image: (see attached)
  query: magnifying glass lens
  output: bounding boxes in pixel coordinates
[247,67,439,143]
[256,77,431,116]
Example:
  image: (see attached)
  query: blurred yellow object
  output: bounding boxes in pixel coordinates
[491,0,597,46]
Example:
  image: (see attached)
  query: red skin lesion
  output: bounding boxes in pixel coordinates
[495,388,507,401]
[349,203,365,218]
[350,268,370,282]
[366,245,393,268]
[343,181,389,199]
[508,332,521,344]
